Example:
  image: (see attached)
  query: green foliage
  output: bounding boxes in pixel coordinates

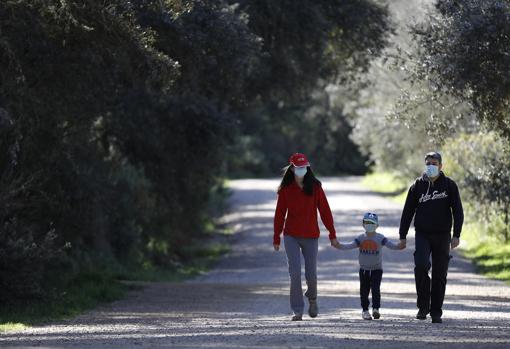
[0,220,65,302]
[0,323,26,333]
[0,239,228,329]
[235,0,391,101]
[461,222,510,284]
[410,0,510,139]
[0,0,391,306]
[0,0,259,301]
[443,132,510,241]
[348,0,457,178]
[362,172,409,200]
[227,0,392,175]
[231,95,370,176]
[352,109,436,178]
[0,270,129,327]
[0,0,165,300]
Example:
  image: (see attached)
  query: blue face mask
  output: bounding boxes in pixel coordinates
[425,165,439,178]
[364,223,377,233]
[294,167,307,178]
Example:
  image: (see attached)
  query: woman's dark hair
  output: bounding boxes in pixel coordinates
[277,165,321,195]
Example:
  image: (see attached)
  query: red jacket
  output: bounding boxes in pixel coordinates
[273,181,336,245]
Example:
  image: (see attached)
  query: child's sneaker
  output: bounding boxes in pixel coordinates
[372,308,380,319]
[362,310,372,320]
[291,313,303,321]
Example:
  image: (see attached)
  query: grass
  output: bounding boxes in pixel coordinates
[363,172,510,286]
[0,271,130,331]
[0,241,230,332]
[459,222,510,285]
[116,243,230,282]
[0,323,26,332]
[361,172,409,205]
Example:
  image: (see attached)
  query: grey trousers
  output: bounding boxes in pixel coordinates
[284,235,318,315]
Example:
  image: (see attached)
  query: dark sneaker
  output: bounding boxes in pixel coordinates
[372,308,380,320]
[416,309,429,320]
[431,316,442,324]
[291,314,303,321]
[308,299,318,318]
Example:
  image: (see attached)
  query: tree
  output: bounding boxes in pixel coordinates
[410,0,510,139]
[350,0,481,178]
[0,0,261,300]
[228,0,393,175]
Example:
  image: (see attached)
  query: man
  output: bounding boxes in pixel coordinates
[399,152,464,323]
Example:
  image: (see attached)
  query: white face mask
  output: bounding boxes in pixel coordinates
[294,167,307,178]
[364,223,377,233]
[425,164,439,178]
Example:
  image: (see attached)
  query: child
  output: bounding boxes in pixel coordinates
[336,212,403,320]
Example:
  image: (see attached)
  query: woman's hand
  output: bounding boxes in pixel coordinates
[330,238,340,249]
[273,244,280,251]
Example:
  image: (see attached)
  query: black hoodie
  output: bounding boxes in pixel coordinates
[399,172,464,239]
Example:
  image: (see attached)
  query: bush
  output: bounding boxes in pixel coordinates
[443,132,510,241]
[0,219,65,302]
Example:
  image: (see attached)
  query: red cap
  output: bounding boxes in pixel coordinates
[289,153,310,167]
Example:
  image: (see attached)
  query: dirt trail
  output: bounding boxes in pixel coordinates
[3,177,510,349]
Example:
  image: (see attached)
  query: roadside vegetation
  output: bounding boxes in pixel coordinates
[0,0,390,329]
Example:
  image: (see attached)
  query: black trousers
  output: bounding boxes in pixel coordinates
[359,269,383,311]
[414,232,451,317]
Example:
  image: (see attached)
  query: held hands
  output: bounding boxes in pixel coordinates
[398,239,407,250]
[330,238,340,249]
[451,237,460,249]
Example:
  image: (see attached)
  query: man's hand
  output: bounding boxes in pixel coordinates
[330,238,340,249]
[273,244,280,251]
[399,239,407,250]
[451,237,460,249]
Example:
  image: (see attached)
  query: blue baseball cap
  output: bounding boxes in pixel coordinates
[363,212,378,224]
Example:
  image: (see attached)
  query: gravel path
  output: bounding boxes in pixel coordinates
[3,177,510,349]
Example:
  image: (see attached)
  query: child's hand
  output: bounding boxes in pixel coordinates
[331,240,342,250]
[398,240,406,250]
[330,238,340,249]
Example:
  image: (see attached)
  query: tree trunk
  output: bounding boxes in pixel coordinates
[504,204,509,242]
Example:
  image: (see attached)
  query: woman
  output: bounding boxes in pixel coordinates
[273,152,340,321]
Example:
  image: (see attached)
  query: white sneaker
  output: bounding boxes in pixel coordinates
[372,308,380,319]
[362,310,372,320]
